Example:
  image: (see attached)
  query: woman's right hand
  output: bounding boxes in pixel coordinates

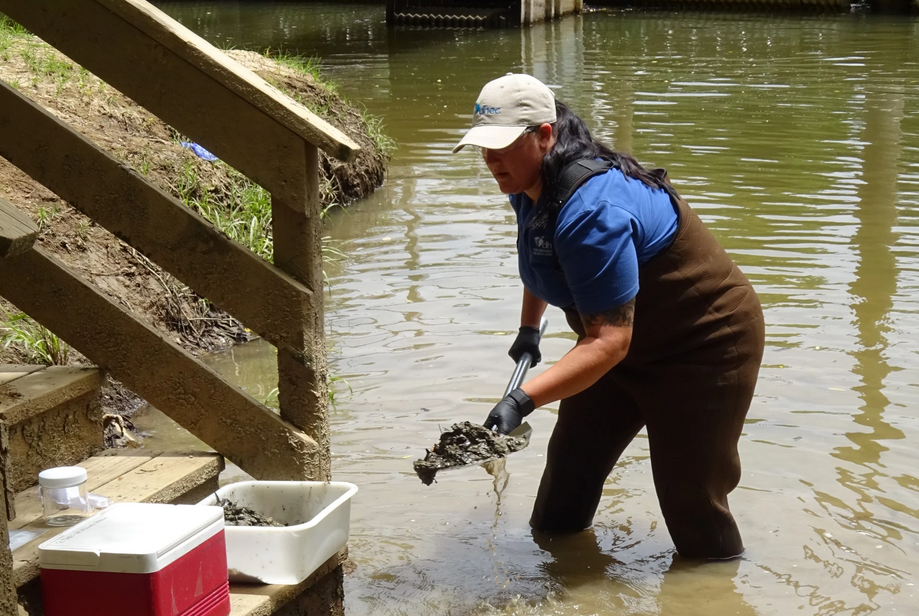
[509,326,541,367]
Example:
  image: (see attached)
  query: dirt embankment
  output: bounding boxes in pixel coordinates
[0,34,389,416]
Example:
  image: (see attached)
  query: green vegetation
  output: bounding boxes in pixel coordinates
[173,155,351,407]
[175,160,276,261]
[173,156,347,294]
[360,108,397,157]
[0,309,70,366]
[0,15,25,64]
[35,204,58,230]
[0,19,384,412]
[20,41,73,81]
[326,373,352,411]
[1,16,73,92]
[0,14,27,44]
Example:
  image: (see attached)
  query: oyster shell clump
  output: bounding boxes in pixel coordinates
[413,421,529,485]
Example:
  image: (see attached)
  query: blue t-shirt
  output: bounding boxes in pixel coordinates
[510,168,679,314]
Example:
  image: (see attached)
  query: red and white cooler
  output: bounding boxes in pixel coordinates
[38,502,230,616]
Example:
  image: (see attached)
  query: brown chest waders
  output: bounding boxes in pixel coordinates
[530,177,765,560]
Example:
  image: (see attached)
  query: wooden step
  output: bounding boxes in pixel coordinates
[0,365,104,520]
[228,548,346,616]
[10,449,223,589]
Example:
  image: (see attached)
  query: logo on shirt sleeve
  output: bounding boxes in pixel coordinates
[533,236,554,257]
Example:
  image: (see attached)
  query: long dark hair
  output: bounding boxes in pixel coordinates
[531,101,670,229]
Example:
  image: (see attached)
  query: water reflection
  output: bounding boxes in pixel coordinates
[146,4,919,615]
[842,75,906,466]
[802,64,912,616]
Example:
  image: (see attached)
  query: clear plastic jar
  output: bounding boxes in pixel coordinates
[38,466,91,526]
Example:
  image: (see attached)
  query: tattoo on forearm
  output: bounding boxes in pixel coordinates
[581,298,636,329]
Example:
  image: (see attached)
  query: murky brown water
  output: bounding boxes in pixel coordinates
[145,4,919,614]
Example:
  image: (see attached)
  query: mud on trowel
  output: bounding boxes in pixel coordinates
[413,318,548,485]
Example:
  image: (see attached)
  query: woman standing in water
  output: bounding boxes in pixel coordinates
[453,73,765,560]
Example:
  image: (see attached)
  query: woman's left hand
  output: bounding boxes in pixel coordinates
[483,388,535,434]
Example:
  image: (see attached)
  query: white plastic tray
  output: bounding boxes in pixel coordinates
[198,480,357,584]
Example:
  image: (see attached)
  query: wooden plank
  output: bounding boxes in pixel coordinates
[0,0,355,211]
[0,198,37,259]
[0,81,317,364]
[228,549,346,616]
[0,366,43,388]
[96,0,358,162]
[0,366,100,426]
[0,248,322,483]
[93,452,223,505]
[11,450,223,588]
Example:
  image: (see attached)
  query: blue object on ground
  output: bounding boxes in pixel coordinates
[180,141,219,162]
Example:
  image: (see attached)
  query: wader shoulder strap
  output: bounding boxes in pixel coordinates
[556,159,683,206]
[552,159,618,210]
[547,159,618,291]
[552,158,683,223]
[547,159,682,294]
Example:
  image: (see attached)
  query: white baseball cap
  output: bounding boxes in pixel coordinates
[453,73,557,153]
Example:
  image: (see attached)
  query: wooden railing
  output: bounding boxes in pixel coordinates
[0,0,359,483]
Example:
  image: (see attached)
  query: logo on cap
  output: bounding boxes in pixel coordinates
[474,102,501,115]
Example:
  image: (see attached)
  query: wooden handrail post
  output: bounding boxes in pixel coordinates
[271,141,331,481]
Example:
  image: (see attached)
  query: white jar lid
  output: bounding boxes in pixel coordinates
[39,466,87,489]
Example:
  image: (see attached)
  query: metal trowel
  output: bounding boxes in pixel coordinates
[412,318,547,484]
[505,421,533,441]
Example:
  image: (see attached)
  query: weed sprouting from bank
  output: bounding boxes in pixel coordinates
[36,204,59,230]
[270,50,329,90]
[0,15,28,38]
[262,372,350,410]
[196,168,275,261]
[0,309,70,366]
[327,374,353,411]
[360,109,397,156]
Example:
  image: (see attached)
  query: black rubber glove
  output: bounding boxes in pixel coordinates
[483,388,536,435]
[508,326,541,367]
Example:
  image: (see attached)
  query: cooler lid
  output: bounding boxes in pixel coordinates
[38,502,224,574]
